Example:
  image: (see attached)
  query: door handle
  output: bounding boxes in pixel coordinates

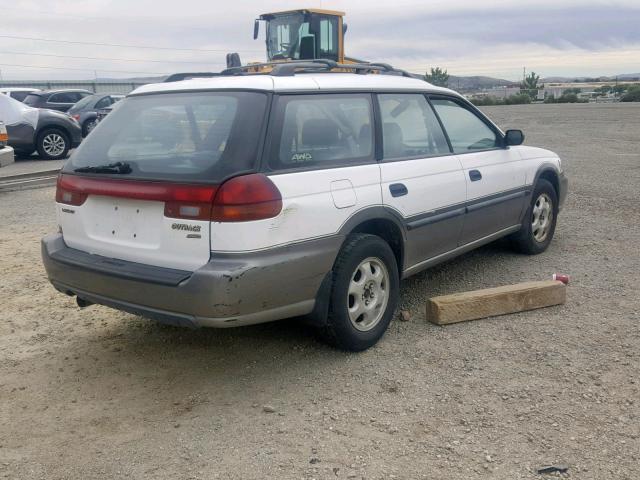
[469,170,482,182]
[389,183,408,197]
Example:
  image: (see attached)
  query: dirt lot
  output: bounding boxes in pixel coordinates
[1,103,639,479]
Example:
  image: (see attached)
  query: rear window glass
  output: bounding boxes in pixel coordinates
[270,94,373,170]
[68,95,95,113]
[65,91,268,182]
[10,91,31,102]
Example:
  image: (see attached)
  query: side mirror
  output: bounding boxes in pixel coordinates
[504,129,524,146]
[253,19,260,40]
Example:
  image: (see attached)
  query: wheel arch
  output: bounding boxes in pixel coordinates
[533,163,560,197]
[338,207,407,274]
[36,124,72,143]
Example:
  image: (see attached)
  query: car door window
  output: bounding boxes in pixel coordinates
[430,98,499,153]
[48,93,73,104]
[378,94,450,160]
[271,94,373,170]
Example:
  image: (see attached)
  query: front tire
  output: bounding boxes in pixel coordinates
[321,234,399,351]
[511,178,558,254]
[36,128,70,160]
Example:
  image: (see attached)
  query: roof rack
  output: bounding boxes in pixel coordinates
[165,60,422,82]
[164,72,221,83]
[222,59,420,78]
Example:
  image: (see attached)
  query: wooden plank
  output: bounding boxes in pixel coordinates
[426,280,566,325]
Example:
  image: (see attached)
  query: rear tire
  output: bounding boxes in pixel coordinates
[511,179,558,254]
[320,234,399,351]
[36,128,70,160]
[82,119,97,137]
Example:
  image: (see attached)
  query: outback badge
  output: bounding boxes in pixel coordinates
[171,223,201,233]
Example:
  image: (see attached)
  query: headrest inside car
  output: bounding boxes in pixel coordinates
[301,118,340,146]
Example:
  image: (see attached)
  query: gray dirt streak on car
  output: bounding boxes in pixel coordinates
[1,103,639,478]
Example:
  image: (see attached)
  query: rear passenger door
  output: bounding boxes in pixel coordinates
[377,93,467,270]
[430,96,526,244]
[230,93,381,251]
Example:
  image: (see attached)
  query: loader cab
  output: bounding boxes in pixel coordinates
[256,9,345,63]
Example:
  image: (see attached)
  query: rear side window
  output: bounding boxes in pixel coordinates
[430,98,498,153]
[65,91,268,182]
[378,94,450,160]
[270,94,373,170]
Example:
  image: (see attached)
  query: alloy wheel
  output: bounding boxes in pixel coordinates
[347,257,390,332]
[532,193,553,242]
[42,133,66,157]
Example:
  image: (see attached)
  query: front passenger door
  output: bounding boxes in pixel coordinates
[430,96,526,245]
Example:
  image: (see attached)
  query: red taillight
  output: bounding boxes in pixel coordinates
[54,173,281,222]
[72,114,80,121]
[55,174,217,220]
[211,174,282,222]
[56,175,88,206]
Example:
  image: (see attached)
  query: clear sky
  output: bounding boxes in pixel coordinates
[1,0,639,81]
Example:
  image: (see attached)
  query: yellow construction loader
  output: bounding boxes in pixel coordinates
[166,9,418,81]
[225,8,364,68]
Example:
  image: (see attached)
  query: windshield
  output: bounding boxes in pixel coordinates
[266,13,339,61]
[65,91,268,182]
[266,13,308,60]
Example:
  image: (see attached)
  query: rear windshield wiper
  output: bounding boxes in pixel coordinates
[74,162,132,174]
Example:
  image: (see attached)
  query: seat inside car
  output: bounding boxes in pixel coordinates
[300,118,345,161]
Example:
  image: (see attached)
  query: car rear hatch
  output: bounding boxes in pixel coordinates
[57,90,269,271]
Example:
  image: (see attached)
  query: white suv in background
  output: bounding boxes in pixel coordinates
[42,62,568,351]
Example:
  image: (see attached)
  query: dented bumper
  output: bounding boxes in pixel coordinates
[41,233,341,328]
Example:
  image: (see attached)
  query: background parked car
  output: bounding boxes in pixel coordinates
[67,93,124,136]
[95,102,120,123]
[0,121,7,148]
[23,89,92,113]
[0,88,42,102]
[0,94,82,160]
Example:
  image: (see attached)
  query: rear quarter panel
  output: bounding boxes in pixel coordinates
[210,165,382,252]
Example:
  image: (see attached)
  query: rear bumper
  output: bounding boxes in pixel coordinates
[42,233,341,328]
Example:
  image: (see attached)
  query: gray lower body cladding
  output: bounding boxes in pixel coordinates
[41,233,343,328]
[6,123,35,151]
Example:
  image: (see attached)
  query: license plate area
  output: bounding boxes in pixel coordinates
[86,196,164,247]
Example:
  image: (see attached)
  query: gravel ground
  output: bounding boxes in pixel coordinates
[1,103,639,479]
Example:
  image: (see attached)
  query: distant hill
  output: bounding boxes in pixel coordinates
[542,73,640,83]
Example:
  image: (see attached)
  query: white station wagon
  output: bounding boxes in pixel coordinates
[42,62,568,351]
